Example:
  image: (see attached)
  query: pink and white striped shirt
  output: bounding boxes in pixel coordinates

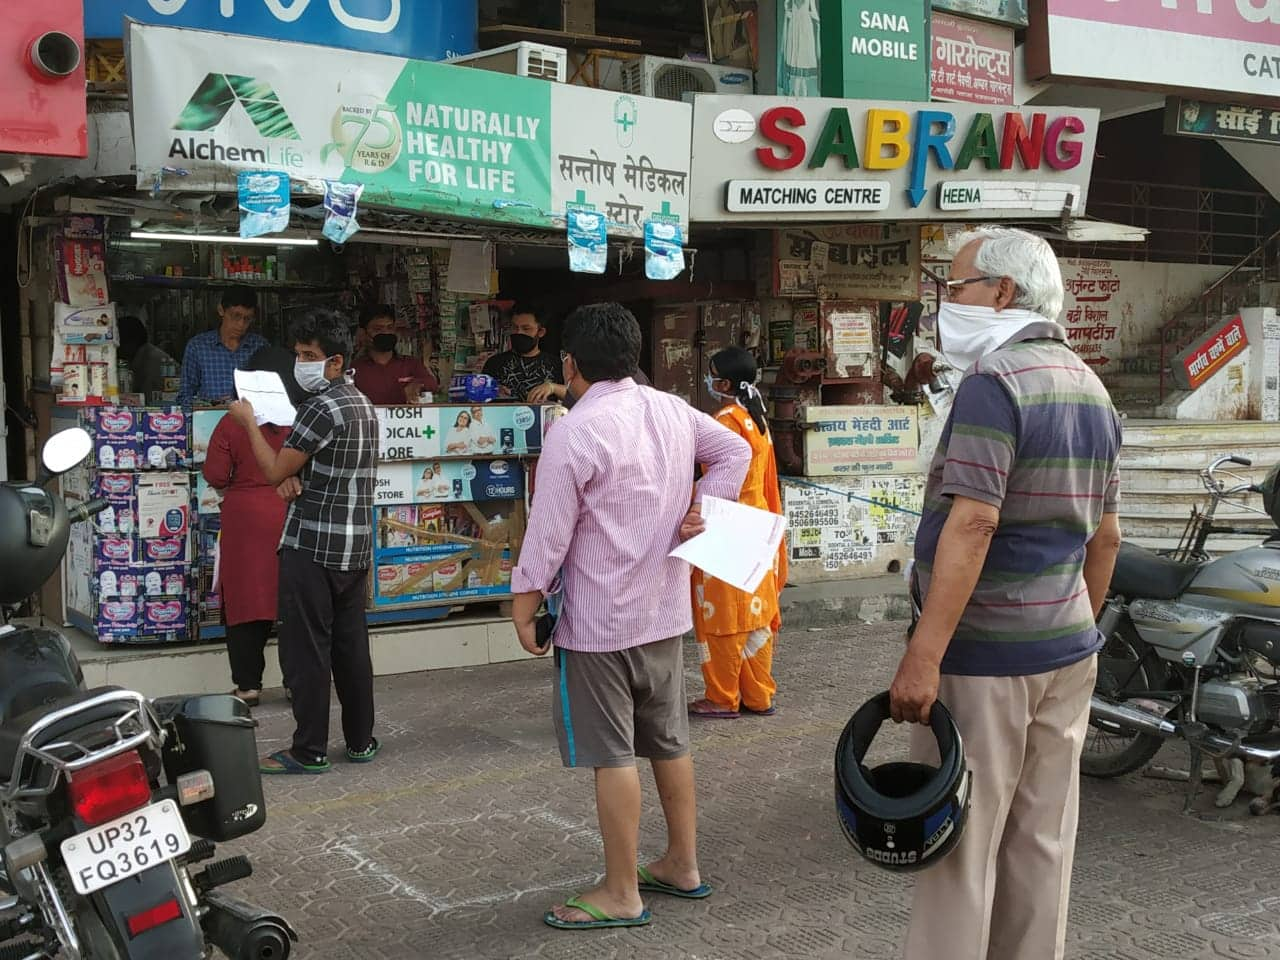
[512,378,751,653]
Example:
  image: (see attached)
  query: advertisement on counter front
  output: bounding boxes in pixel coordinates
[1028,0,1280,101]
[374,459,524,508]
[802,405,919,476]
[691,95,1098,223]
[128,23,690,238]
[378,405,543,461]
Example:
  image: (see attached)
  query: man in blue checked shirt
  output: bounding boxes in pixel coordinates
[176,287,269,404]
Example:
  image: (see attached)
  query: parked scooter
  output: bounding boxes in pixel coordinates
[1086,454,1280,811]
[0,428,296,959]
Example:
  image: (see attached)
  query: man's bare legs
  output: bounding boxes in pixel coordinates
[643,754,703,891]
[549,765,646,922]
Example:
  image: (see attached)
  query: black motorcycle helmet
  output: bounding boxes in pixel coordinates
[834,691,971,872]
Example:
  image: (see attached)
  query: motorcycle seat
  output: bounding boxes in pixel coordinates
[1110,542,1203,600]
[0,686,127,780]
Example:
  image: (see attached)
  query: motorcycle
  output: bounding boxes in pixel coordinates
[0,428,297,959]
[1086,454,1280,811]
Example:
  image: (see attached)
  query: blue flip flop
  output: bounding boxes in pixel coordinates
[637,865,713,900]
[742,703,778,716]
[543,896,652,930]
[260,750,331,775]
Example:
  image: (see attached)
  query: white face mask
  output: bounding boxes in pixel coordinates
[936,303,1045,376]
[295,358,332,393]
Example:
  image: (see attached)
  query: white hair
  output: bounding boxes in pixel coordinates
[949,226,1065,321]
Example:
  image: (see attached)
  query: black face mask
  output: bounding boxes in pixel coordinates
[510,333,538,355]
[371,333,398,353]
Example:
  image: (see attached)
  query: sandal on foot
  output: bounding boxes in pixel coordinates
[742,703,777,716]
[543,896,651,931]
[688,699,739,719]
[637,865,713,899]
[260,750,331,775]
[231,689,261,707]
[346,737,380,763]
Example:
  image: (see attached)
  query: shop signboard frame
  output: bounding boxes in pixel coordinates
[801,404,919,477]
[818,0,931,101]
[930,12,1014,106]
[691,95,1098,224]
[773,224,920,300]
[1027,0,1280,101]
[90,2,477,62]
[1173,315,1249,392]
[1165,98,1280,147]
[127,22,691,238]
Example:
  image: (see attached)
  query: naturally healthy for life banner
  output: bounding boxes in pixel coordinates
[126,23,691,237]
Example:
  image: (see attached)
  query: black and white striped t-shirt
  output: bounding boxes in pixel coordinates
[281,379,379,571]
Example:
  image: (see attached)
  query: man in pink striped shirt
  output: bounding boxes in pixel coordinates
[511,302,751,932]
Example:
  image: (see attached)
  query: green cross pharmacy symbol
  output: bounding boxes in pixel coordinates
[614,97,637,147]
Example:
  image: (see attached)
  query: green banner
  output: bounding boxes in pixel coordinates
[334,62,553,228]
[819,0,930,101]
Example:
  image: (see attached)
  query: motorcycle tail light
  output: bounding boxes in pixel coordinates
[125,898,182,938]
[67,750,151,827]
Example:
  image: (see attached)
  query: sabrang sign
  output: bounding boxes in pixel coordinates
[689,95,1098,223]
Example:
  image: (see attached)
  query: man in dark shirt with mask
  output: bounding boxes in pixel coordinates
[352,304,438,405]
[482,303,563,402]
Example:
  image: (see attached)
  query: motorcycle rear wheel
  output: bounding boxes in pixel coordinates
[1082,619,1171,778]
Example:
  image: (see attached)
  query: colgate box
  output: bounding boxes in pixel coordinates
[142,409,188,470]
[95,600,142,641]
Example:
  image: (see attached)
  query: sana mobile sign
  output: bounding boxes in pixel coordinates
[89,1,477,62]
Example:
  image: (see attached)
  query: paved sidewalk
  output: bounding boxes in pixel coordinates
[227,622,1280,959]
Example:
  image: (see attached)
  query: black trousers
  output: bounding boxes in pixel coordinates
[278,548,375,763]
[226,619,271,691]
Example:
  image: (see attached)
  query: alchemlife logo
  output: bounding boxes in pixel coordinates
[168,73,306,168]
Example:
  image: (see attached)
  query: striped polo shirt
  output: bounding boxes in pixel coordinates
[913,321,1121,677]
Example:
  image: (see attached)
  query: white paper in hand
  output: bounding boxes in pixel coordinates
[234,369,297,427]
[669,495,787,595]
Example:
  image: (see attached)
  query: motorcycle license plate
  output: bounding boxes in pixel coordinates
[61,800,192,895]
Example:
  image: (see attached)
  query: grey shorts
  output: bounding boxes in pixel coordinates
[552,636,690,768]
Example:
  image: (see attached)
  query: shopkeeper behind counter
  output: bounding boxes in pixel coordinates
[481,302,564,403]
[351,304,439,404]
[176,287,268,405]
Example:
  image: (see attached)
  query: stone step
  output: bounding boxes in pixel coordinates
[1119,464,1272,492]
[1119,419,1280,448]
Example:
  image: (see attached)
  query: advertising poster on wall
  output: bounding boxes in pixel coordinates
[783,474,924,576]
[931,12,1014,105]
[778,0,822,97]
[706,0,761,69]
[801,404,919,476]
[774,224,920,300]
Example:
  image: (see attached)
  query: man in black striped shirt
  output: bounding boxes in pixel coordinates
[230,308,380,774]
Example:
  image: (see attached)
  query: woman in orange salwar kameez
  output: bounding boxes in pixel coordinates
[689,348,788,719]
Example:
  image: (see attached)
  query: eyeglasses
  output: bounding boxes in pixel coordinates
[943,275,1001,295]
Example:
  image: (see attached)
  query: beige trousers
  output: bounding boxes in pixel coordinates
[904,655,1097,960]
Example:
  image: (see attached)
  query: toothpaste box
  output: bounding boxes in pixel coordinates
[142,409,188,470]
[95,600,141,641]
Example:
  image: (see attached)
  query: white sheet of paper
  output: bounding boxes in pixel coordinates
[234,369,297,427]
[669,495,788,595]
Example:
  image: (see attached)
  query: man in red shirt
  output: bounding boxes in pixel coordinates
[351,305,438,405]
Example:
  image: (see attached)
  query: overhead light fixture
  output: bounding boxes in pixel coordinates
[129,231,319,247]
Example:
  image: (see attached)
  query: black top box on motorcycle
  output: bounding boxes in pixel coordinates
[152,694,266,841]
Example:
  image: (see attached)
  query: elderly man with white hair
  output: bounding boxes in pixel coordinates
[890,226,1123,960]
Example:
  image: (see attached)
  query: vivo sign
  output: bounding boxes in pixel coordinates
[88,0,476,61]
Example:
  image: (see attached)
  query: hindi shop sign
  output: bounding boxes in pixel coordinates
[1174,316,1249,392]
[931,12,1014,106]
[1166,98,1280,147]
[773,224,920,300]
[801,404,919,477]
[127,23,690,238]
[818,0,931,101]
[691,95,1098,224]
[1029,0,1280,101]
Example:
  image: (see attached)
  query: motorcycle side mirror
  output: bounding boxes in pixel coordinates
[39,427,93,482]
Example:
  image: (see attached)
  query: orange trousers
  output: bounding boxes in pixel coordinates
[698,628,776,713]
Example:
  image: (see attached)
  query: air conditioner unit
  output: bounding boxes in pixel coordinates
[619,56,753,102]
[448,42,568,83]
